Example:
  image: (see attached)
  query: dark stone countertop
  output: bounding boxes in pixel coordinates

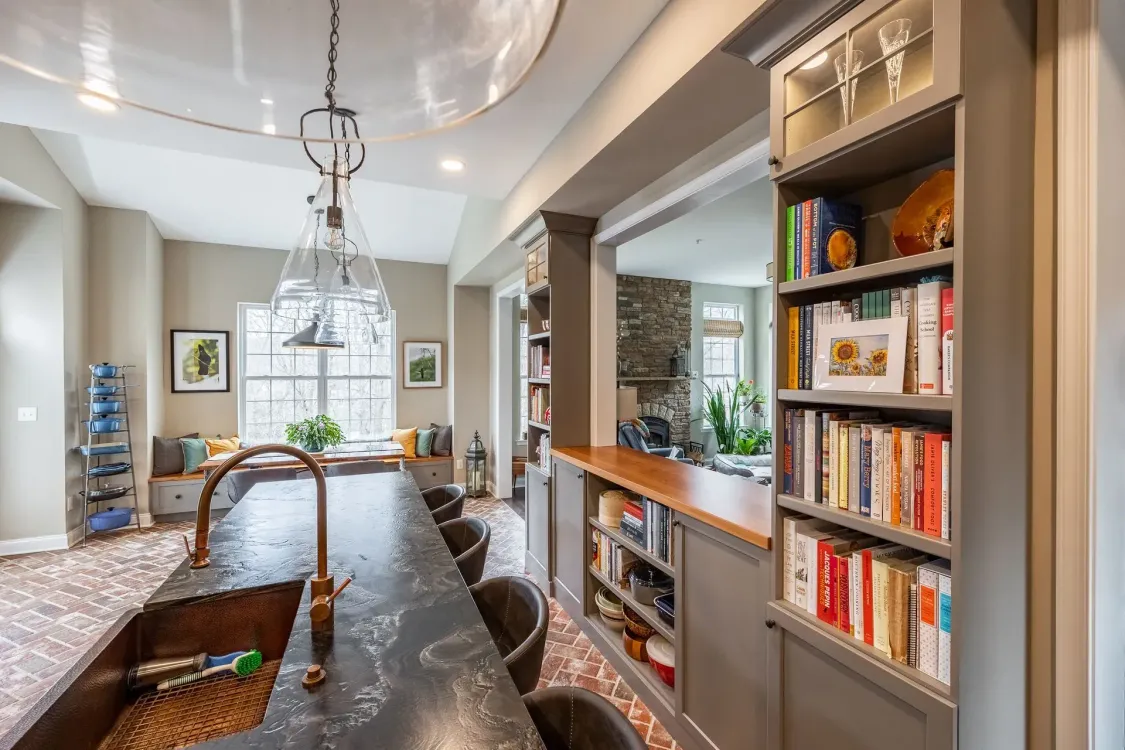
[147,472,542,750]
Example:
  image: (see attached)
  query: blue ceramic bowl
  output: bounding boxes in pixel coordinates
[80,442,129,456]
[90,364,122,378]
[86,419,124,433]
[90,400,123,415]
[654,592,675,627]
[87,385,122,396]
[88,507,131,531]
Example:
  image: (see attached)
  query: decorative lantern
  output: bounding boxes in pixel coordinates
[465,431,487,498]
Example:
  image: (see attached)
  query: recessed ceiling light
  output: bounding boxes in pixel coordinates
[497,39,513,61]
[77,91,119,112]
[441,159,465,172]
[800,51,829,70]
[260,97,273,105]
[263,123,277,135]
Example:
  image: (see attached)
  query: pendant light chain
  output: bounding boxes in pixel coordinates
[325,0,340,112]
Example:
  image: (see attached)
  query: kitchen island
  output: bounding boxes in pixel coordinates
[6,472,541,750]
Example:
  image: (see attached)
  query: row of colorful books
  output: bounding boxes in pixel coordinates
[782,516,952,686]
[785,198,862,280]
[529,344,551,379]
[785,280,953,394]
[591,528,637,588]
[618,498,674,565]
[529,385,550,424]
[783,409,952,540]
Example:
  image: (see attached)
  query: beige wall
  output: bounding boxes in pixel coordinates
[87,207,164,521]
[162,240,448,438]
[450,285,491,483]
[0,124,88,546]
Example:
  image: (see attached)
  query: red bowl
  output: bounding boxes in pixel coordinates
[646,635,675,687]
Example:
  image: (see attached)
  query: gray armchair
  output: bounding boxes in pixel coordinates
[618,422,694,464]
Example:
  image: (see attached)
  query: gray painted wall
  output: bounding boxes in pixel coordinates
[162,241,449,438]
[0,124,88,545]
[87,207,164,520]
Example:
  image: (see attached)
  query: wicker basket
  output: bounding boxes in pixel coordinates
[598,490,633,528]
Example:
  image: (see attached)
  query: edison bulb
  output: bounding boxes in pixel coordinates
[324,227,345,251]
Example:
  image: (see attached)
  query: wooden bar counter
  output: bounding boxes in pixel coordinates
[543,445,773,750]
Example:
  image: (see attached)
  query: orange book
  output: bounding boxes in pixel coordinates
[923,432,951,536]
[890,426,903,525]
[787,307,799,389]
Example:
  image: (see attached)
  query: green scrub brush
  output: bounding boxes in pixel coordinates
[155,650,263,690]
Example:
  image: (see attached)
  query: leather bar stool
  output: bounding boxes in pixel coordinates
[469,576,549,694]
[437,516,490,585]
[423,484,466,525]
[522,686,648,750]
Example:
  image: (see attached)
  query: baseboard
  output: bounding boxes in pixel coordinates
[0,533,70,556]
[67,525,84,548]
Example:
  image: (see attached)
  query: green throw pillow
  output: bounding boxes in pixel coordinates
[181,438,209,474]
[416,427,435,458]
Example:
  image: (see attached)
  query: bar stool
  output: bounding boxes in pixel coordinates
[437,516,490,585]
[522,686,648,750]
[469,576,549,694]
[423,484,466,525]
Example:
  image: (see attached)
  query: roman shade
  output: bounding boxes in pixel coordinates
[702,319,744,338]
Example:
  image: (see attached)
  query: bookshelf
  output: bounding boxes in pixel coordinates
[514,211,596,596]
[754,0,1035,744]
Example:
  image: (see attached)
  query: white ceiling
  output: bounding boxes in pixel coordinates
[1,0,668,259]
[617,177,775,288]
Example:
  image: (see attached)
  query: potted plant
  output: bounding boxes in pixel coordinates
[735,427,773,456]
[698,380,760,455]
[285,415,345,453]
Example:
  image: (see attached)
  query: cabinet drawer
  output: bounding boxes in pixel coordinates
[151,478,230,516]
[408,461,453,490]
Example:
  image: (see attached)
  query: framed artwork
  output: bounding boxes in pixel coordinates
[403,341,442,388]
[170,329,230,393]
[813,318,908,393]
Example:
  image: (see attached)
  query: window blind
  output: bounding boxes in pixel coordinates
[702,319,744,338]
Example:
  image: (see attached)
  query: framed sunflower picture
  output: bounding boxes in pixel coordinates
[814,318,908,393]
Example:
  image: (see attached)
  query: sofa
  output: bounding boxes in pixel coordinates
[618,421,695,465]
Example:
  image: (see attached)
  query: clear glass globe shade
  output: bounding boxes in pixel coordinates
[0,0,561,142]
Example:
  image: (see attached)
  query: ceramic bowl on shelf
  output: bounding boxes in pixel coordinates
[628,563,673,606]
[653,592,675,628]
[595,587,626,632]
[646,635,675,687]
[90,400,124,415]
[622,604,655,640]
[622,628,649,662]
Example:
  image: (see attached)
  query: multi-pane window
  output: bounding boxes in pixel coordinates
[237,303,395,445]
[702,302,742,394]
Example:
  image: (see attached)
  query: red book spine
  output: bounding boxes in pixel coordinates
[817,540,835,625]
[941,287,954,395]
[801,200,813,279]
[623,504,643,520]
[862,548,875,646]
[837,555,851,634]
[924,433,943,536]
[913,433,926,531]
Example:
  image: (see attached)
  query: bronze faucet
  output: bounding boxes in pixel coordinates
[186,444,350,635]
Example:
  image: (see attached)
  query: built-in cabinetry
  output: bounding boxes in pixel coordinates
[723,0,1035,745]
[551,447,773,750]
[512,211,596,596]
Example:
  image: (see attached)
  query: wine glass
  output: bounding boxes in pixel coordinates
[834,50,864,125]
[878,19,912,104]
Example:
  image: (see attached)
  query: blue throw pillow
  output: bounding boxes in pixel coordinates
[181,438,209,474]
[416,428,435,457]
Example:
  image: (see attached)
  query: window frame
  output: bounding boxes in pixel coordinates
[701,302,744,429]
[236,302,397,444]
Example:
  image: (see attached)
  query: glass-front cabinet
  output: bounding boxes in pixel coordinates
[769,0,960,180]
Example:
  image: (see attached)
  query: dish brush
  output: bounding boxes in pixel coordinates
[156,649,263,690]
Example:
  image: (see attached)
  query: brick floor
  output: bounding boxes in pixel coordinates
[0,497,677,748]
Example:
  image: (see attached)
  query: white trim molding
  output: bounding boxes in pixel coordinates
[0,533,71,556]
[1054,0,1097,745]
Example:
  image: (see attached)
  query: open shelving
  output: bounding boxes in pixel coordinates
[586,613,675,712]
[588,565,674,643]
[589,516,675,578]
[777,493,952,558]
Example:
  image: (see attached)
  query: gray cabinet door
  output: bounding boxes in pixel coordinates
[407,460,452,490]
[766,601,956,750]
[525,464,552,594]
[677,518,769,750]
[552,463,586,614]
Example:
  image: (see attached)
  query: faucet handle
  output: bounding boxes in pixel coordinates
[310,577,352,624]
[327,577,352,604]
[182,534,192,559]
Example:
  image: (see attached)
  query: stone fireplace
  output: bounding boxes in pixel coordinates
[617,275,692,446]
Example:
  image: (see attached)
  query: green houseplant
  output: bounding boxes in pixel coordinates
[698,380,766,454]
[735,427,773,456]
[284,415,345,453]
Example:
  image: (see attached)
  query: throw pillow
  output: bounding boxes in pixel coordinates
[181,438,210,474]
[416,427,435,458]
[205,436,240,457]
[150,433,199,476]
[430,423,453,457]
[391,427,418,459]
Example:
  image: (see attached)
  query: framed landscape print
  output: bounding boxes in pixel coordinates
[813,318,908,393]
[171,329,230,393]
[403,341,442,388]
